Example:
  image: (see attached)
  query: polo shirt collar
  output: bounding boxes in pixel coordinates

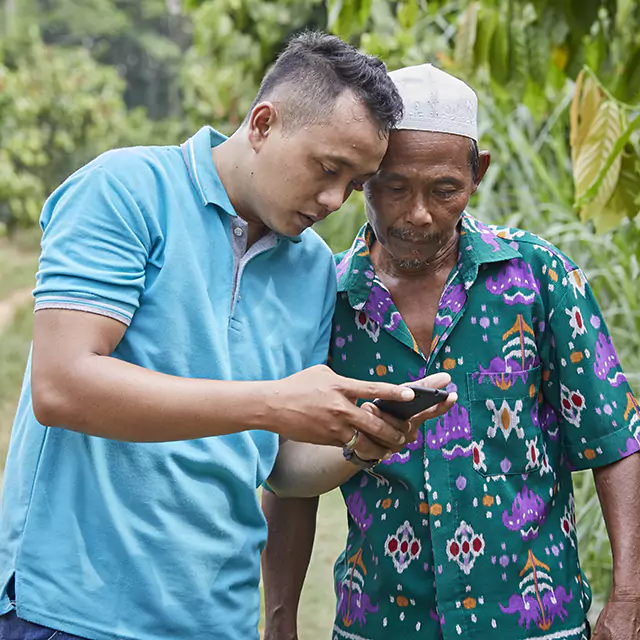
[336,212,522,308]
[180,126,302,243]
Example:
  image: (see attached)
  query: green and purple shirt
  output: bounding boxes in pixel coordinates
[330,214,639,640]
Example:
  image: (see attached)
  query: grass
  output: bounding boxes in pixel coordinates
[292,491,346,639]
[0,230,40,301]
[0,305,34,471]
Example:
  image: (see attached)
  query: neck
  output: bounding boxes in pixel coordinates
[211,133,269,247]
[371,229,460,282]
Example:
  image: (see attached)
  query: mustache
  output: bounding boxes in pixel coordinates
[389,227,442,243]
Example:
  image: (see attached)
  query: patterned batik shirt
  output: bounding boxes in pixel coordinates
[329,213,640,640]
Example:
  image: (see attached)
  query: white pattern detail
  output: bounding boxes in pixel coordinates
[486,399,524,439]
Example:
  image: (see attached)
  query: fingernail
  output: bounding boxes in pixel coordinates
[400,388,414,401]
[383,452,392,460]
[397,435,406,444]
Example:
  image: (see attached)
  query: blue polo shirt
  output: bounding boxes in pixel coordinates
[0,126,337,640]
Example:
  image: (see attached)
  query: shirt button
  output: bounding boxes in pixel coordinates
[233,227,244,237]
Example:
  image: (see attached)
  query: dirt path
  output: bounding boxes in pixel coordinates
[0,287,33,334]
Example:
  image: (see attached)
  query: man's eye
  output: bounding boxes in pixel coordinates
[322,165,338,176]
[434,190,456,198]
[387,185,405,192]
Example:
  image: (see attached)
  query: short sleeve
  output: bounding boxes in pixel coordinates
[34,163,155,326]
[544,268,640,470]
[305,258,338,368]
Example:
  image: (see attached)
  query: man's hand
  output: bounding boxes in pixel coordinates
[266,373,456,498]
[592,594,640,639]
[270,365,417,449]
[352,373,457,461]
[406,373,458,428]
[591,453,640,640]
[271,367,456,451]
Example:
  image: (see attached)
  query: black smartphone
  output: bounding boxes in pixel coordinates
[372,385,449,420]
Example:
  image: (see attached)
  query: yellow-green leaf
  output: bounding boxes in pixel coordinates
[570,71,604,166]
[573,100,624,221]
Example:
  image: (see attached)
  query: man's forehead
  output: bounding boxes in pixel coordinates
[388,129,466,147]
[383,129,470,162]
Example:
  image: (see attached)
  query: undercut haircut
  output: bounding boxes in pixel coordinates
[247,30,403,134]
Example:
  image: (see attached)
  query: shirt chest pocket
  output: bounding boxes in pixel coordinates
[465,364,542,477]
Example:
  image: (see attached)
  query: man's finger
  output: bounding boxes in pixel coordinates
[338,376,415,403]
[409,393,458,428]
[407,372,451,390]
[362,402,412,435]
[352,432,391,461]
[346,405,407,447]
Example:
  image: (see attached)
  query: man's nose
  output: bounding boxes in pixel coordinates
[316,186,347,216]
[408,195,433,226]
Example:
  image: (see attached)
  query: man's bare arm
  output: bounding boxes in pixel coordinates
[31,309,417,444]
[592,452,640,639]
[262,493,319,640]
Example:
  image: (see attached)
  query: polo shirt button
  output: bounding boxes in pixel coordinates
[233,227,244,237]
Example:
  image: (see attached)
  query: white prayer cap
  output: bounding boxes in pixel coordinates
[389,64,478,141]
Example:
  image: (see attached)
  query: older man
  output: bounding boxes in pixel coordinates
[262,64,640,640]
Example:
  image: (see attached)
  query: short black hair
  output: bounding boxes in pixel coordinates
[247,30,403,134]
[469,139,479,183]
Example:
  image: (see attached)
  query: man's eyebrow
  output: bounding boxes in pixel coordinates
[433,177,464,187]
[326,155,354,168]
[326,155,378,179]
[378,171,408,181]
[378,173,465,186]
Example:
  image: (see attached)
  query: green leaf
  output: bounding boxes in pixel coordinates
[488,14,510,84]
[454,1,479,76]
[473,5,498,70]
[396,0,419,30]
[598,150,640,230]
[358,0,373,26]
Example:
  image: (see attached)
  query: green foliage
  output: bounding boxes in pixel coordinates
[182,0,325,132]
[327,0,640,234]
[0,30,185,233]
[0,36,127,230]
[37,0,192,118]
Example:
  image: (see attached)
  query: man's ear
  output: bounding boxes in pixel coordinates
[247,101,278,152]
[472,150,491,192]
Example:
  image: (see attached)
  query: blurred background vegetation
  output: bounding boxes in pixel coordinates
[0,0,639,636]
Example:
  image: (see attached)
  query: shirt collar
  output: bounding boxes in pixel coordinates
[336,212,522,306]
[180,126,301,244]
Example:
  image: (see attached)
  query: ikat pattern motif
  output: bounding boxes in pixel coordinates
[330,214,639,640]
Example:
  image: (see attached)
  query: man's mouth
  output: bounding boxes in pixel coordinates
[297,212,317,227]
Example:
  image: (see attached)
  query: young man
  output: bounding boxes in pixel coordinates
[262,64,640,640]
[0,32,446,640]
